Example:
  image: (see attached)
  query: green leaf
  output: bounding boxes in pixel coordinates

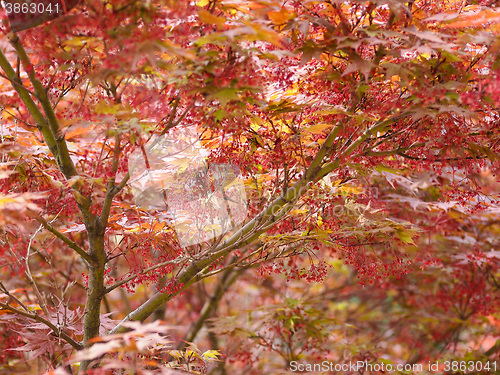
[285,297,300,309]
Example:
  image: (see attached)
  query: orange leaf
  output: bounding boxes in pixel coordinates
[198,9,226,27]
[444,9,500,28]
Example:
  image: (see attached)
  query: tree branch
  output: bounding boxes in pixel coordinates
[180,266,241,347]
[485,339,499,356]
[159,98,194,136]
[1,33,95,228]
[159,97,179,136]
[99,134,122,228]
[9,33,79,181]
[0,71,38,98]
[0,46,58,152]
[104,258,187,294]
[25,225,50,317]
[363,142,426,157]
[304,124,342,180]
[0,301,82,350]
[315,112,414,181]
[36,216,93,265]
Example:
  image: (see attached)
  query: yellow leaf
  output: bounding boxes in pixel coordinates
[317,215,323,226]
[95,101,121,115]
[302,123,335,135]
[202,350,221,360]
[396,229,415,244]
[337,185,364,195]
[62,36,97,48]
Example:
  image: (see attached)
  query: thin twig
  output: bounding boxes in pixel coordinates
[363,142,426,157]
[25,224,50,317]
[36,216,93,264]
[0,301,82,350]
[0,71,38,98]
[104,257,187,294]
[0,281,31,313]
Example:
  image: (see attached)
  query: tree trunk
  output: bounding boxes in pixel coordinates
[79,228,106,374]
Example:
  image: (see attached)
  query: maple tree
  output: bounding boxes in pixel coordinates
[0,0,499,374]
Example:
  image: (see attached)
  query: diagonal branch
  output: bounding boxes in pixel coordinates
[9,33,78,181]
[0,71,38,97]
[180,266,241,347]
[304,124,342,180]
[112,173,130,197]
[159,98,194,136]
[6,33,95,228]
[159,97,180,136]
[104,257,187,294]
[0,281,31,313]
[485,340,499,357]
[0,47,58,152]
[315,112,414,181]
[0,301,82,350]
[36,216,93,265]
[362,142,426,157]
